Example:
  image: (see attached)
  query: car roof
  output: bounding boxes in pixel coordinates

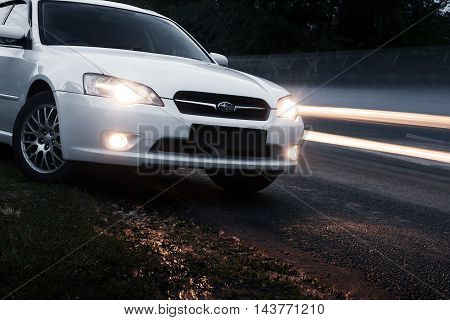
[3,0,167,19]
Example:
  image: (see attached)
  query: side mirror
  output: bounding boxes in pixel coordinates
[0,25,27,43]
[210,53,229,68]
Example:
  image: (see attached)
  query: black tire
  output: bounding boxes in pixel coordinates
[207,169,279,193]
[13,91,75,183]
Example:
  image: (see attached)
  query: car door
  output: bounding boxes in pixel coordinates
[0,0,35,133]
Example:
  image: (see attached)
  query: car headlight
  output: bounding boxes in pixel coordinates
[83,74,164,107]
[277,96,299,120]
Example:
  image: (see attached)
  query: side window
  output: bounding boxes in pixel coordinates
[5,3,28,29]
[0,5,13,24]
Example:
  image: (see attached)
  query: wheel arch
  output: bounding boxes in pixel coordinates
[26,76,56,102]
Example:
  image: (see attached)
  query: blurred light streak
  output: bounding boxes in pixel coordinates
[304,131,450,164]
[299,106,450,129]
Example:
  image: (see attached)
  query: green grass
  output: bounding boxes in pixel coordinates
[0,147,308,299]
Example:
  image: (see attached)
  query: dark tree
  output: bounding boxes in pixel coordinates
[115,0,450,54]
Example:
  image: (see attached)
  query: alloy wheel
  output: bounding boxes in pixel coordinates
[21,104,65,174]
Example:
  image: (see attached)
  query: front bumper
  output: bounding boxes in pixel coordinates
[55,92,304,172]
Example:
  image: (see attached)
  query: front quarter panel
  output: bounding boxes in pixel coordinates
[32,45,102,94]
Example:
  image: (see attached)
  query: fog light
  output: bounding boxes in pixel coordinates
[102,132,136,151]
[286,146,300,162]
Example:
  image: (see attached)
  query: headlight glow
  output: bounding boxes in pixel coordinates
[277,96,299,120]
[84,74,164,106]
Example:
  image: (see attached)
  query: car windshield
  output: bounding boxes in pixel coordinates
[39,1,212,63]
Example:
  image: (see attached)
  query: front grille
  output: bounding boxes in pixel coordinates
[173,91,271,121]
[150,125,283,160]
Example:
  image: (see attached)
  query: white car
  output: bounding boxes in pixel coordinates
[0,0,304,192]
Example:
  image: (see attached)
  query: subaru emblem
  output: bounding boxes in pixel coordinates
[217,102,236,113]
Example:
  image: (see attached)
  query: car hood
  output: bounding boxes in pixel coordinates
[64,47,289,107]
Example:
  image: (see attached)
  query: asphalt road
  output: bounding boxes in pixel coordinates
[129,143,448,300]
[1,120,449,300]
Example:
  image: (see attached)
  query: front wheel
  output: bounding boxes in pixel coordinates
[207,170,280,193]
[13,92,75,183]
